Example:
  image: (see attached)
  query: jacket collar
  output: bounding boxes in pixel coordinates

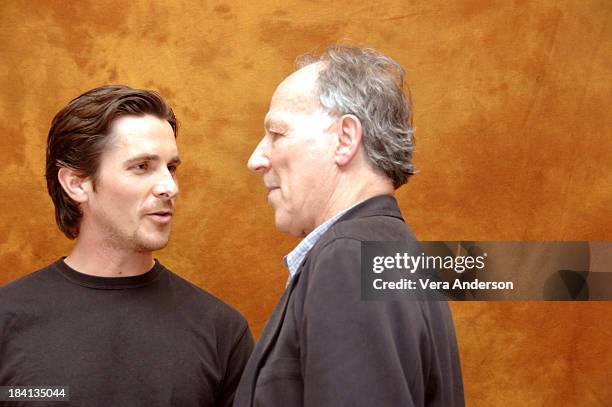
[334,194,404,224]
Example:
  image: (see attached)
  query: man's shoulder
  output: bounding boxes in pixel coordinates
[0,263,63,324]
[161,265,249,328]
[1,262,60,298]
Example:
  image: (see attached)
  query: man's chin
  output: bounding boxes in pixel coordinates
[274,218,305,238]
[134,234,171,252]
[274,212,290,234]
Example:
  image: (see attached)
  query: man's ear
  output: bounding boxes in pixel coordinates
[334,114,363,167]
[57,167,91,204]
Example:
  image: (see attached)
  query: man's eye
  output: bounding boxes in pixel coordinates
[133,163,148,171]
[269,131,283,139]
[168,165,178,174]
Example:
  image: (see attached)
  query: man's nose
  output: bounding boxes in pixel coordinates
[247,137,270,173]
[153,168,179,200]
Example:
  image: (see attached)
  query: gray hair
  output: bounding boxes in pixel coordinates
[297,46,415,189]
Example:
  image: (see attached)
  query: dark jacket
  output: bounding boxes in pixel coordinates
[234,195,464,407]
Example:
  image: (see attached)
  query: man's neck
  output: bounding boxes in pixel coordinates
[310,175,394,236]
[64,238,155,278]
[315,172,394,222]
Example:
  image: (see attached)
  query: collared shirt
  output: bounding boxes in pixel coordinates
[284,204,358,281]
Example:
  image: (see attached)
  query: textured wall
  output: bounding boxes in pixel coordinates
[1,1,610,405]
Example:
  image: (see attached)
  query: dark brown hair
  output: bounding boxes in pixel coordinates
[46,84,178,239]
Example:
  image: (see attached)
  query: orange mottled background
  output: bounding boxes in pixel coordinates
[1,1,611,405]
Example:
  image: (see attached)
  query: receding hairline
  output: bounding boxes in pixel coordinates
[268,63,329,119]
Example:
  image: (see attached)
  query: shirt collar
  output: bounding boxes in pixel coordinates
[284,203,358,279]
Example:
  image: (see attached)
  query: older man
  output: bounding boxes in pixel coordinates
[0,85,253,406]
[234,46,464,406]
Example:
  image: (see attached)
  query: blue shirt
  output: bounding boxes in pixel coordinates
[284,204,358,281]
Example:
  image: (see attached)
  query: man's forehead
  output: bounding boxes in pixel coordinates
[104,115,177,155]
[266,64,324,124]
[264,110,291,130]
[283,62,324,87]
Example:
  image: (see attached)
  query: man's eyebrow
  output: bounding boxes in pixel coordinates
[123,154,182,166]
[264,116,287,132]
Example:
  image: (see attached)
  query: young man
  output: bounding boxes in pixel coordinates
[235,46,464,406]
[0,85,253,406]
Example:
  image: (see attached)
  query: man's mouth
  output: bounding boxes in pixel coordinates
[146,210,174,223]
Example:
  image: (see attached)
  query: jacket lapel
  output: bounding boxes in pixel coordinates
[241,271,301,404]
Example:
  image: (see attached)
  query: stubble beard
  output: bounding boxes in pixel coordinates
[101,216,172,253]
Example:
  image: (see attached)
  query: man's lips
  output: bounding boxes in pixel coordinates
[146,210,174,223]
[266,186,279,194]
